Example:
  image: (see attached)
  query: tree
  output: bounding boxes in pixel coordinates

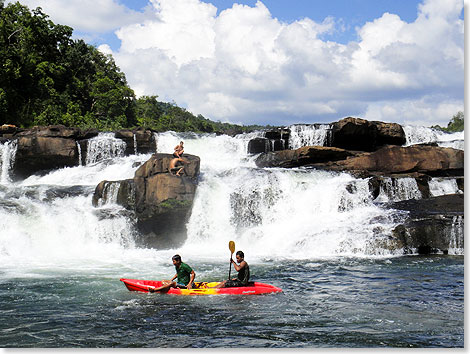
[0,2,136,129]
[446,111,464,132]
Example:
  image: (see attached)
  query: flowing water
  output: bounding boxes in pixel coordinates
[0,127,464,348]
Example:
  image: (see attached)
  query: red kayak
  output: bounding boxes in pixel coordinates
[120,278,282,295]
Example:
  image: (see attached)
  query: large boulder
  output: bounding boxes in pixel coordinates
[388,194,464,254]
[93,153,201,249]
[255,146,358,168]
[114,128,156,155]
[331,117,406,151]
[11,125,98,179]
[318,145,463,177]
[248,137,271,154]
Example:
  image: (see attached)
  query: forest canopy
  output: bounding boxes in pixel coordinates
[0,1,261,134]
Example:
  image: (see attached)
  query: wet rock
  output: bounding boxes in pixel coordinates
[14,135,79,179]
[318,145,463,177]
[331,117,406,151]
[115,128,156,155]
[248,137,271,154]
[388,194,464,254]
[93,153,201,249]
[10,125,98,179]
[255,146,358,168]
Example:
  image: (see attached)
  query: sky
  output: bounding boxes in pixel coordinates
[11,0,465,127]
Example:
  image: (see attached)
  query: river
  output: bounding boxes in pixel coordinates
[0,125,464,348]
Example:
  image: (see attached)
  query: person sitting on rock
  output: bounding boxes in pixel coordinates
[173,141,184,158]
[169,157,185,176]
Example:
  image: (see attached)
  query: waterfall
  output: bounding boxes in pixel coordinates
[0,139,18,184]
[96,181,122,207]
[85,133,127,165]
[76,141,82,166]
[0,129,463,265]
[182,167,402,258]
[133,134,138,155]
[374,177,422,202]
[288,124,331,149]
[448,216,464,255]
[403,125,464,150]
[429,178,462,197]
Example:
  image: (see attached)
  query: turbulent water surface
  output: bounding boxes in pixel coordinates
[0,126,464,348]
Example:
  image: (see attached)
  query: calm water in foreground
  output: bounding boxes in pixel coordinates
[0,255,463,348]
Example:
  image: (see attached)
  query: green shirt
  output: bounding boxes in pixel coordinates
[176,262,193,285]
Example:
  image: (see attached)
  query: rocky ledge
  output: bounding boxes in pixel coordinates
[1,125,157,179]
[255,144,463,178]
[248,117,407,153]
[93,153,200,249]
[388,194,464,254]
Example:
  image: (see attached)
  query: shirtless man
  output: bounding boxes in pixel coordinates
[169,157,185,176]
[173,141,184,158]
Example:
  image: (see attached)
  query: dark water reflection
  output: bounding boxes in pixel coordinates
[0,256,463,348]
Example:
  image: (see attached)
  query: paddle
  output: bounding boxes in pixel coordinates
[228,241,235,280]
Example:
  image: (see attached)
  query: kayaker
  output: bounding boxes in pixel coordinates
[149,255,195,292]
[215,251,250,288]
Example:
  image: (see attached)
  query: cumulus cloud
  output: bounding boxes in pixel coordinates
[13,0,153,33]
[16,0,463,126]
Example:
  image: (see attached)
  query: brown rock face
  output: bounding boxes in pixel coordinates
[255,146,358,168]
[93,153,201,249]
[331,117,406,151]
[322,145,463,177]
[115,128,156,155]
[14,136,79,178]
[11,125,98,179]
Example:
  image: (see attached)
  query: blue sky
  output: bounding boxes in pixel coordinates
[14,0,465,127]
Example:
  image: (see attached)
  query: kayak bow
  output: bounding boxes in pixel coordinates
[120,278,282,295]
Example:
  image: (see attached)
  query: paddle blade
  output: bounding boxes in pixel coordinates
[229,241,235,254]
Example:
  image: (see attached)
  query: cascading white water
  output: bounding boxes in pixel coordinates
[181,167,402,259]
[403,125,464,150]
[0,138,157,269]
[152,131,405,259]
[374,177,422,203]
[76,141,82,166]
[0,139,18,184]
[86,133,127,165]
[428,178,462,197]
[0,127,463,269]
[448,216,464,255]
[288,124,331,149]
[133,134,137,155]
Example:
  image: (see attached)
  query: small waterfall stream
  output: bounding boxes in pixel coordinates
[288,124,331,149]
[0,139,18,184]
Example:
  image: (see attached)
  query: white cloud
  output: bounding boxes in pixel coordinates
[15,0,464,126]
[363,96,463,127]
[14,0,152,33]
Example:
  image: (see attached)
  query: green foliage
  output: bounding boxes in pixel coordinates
[446,111,464,132]
[0,1,136,129]
[432,111,464,133]
[0,1,262,134]
[135,95,263,134]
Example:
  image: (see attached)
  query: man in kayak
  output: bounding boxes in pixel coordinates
[149,255,195,292]
[215,251,250,288]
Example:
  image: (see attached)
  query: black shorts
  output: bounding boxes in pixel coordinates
[224,280,246,288]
